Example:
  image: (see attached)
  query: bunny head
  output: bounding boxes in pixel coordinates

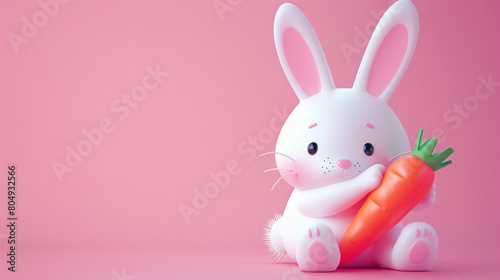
[273,0,418,190]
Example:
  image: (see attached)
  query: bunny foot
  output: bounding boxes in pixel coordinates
[296,223,340,272]
[391,222,438,271]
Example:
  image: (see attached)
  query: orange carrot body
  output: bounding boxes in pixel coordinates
[338,129,453,266]
[338,155,435,266]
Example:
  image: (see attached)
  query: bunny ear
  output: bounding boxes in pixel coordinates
[274,3,335,101]
[353,0,419,103]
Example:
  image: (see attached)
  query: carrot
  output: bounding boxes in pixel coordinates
[338,129,454,266]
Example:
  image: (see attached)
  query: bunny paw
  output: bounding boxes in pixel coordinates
[391,222,438,271]
[358,164,386,191]
[296,223,340,272]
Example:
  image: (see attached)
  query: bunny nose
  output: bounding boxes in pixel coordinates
[336,159,351,169]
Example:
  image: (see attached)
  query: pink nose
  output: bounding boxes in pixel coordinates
[336,159,351,169]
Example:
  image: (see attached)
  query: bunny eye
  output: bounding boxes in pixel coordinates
[363,143,374,156]
[308,142,318,155]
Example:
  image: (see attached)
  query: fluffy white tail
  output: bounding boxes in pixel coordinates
[264,214,287,259]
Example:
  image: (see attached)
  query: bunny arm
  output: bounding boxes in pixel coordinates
[296,164,386,218]
[412,183,436,211]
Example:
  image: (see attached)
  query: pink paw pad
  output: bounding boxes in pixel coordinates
[409,240,429,264]
[297,224,340,271]
[392,223,437,271]
[415,228,432,238]
[308,240,329,264]
[409,228,432,264]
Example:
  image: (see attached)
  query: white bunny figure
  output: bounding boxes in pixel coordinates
[265,0,438,272]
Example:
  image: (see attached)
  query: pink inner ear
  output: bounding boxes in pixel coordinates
[283,27,321,97]
[367,24,408,98]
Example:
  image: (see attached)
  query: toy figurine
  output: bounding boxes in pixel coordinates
[263,0,453,272]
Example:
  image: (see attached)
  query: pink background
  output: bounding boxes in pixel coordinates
[1,0,499,279]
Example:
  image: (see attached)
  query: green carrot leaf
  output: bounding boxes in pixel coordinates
[412,129,454,171]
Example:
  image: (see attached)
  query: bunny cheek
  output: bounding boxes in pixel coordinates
[275,157,316,190]
[277,158,356,190]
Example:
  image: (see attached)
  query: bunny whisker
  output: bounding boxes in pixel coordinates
[260,151,296,162]
[388,151,412,162]
[264,168,294,173]
[271,172,297,191]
